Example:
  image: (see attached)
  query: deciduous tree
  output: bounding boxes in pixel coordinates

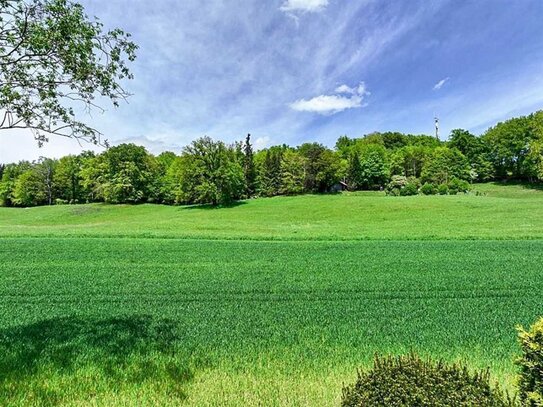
[0,0,137,145]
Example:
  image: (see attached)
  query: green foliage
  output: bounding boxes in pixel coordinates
[243,134,257,196]
[179,137,245,205]
[386,175,418,196]
[381,131,410,150]
[517,317,543,406]
[258,147,283,197]
[98,144,156,204]
[347,150,363,190]
[298,142,341,193]
[0,161,31,206]
[350,144,390,190]
[421,147,471,184]
[420,182,438,195]
[390,145,430,178]
[335,135,356,158]
[0,0,137,145]
[280,149,305,195]
[12,167,47,206]
[54,154,84,203]
[484,111,543,180]
[438,183,449,195]
[342,353,513,407]
[448,178,471,195]
[11,157,56,206]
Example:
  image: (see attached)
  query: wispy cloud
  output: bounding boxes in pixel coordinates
[433,77,450,90]
[280,0,329,13]
[290,82,369,115]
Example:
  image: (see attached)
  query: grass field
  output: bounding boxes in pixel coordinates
[1,182,542,406]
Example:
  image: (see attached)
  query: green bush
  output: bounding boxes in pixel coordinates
[420,182,438,195]
[400,183,418,196]
[448,178,471,194]
[517,317,543,406]
[385,175,408,196]
[342,353,513,407]
[438,183,449,195]
[386,176,419,196]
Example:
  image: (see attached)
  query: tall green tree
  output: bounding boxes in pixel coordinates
[54,154,84,202]
[12,157,57,206]
[448,129,494,182]
[0,160,31,206]
[359,145,389,189]
[421,147,470,184]
[178,137,245,205]
[347,150,363,190]
[483,111,543,179]
[243,134,257,197]
[390,145,430,178]
[280,149,305,195]
[0,0,137,145]
[83,144,155,204]
[258,148,282,197]
[298,143,341,192]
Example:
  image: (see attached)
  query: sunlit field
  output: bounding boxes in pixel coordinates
[1,183,542,406]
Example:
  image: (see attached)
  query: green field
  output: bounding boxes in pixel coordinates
[1,183,542,406]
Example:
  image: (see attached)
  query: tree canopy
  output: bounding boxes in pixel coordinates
[1,110,543,207]
[0,0,137,145]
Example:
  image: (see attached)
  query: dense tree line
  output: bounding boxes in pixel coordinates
[1,111,543,207]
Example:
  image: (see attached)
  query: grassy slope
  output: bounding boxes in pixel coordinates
[0,183,542,406]
[1,183,543,241]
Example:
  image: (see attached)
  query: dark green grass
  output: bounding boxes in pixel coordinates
[1,238,542,405]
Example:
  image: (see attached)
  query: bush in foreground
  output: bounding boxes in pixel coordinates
[342,353,513,407]
[517,317,543,406]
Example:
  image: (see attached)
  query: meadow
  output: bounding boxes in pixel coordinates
[0,182,542,406]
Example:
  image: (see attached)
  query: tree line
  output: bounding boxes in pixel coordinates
[1,110,542,207]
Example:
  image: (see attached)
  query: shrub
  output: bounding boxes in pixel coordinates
[517,317,543,406]
[438,183,449,195]
[385,175,408,196]
[420,182,438,195]
[400,177,420,196]
[386,176,419,196]
[341,353,513,407]
[448,178,471,195]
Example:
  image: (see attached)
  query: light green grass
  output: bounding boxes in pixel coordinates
[0,183,542,406]
[1,183,543,240]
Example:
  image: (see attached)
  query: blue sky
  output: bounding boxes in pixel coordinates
[2,0,543,162]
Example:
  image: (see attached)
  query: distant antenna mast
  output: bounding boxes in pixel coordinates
[434,116,440,140]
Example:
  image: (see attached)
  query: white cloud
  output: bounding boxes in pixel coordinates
[290,95,362,115]
[290,82,369,115]
[335,84,355,94]
[280,0,329,13]
[254,136,271,151]
[433,77,450,90]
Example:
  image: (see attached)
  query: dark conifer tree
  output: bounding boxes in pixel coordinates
[243,134,257,196]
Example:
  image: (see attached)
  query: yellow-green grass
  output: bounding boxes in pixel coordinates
[0,183,542,406]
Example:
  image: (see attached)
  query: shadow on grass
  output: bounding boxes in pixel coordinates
[180,200,248,210]
[0,316,204,405]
